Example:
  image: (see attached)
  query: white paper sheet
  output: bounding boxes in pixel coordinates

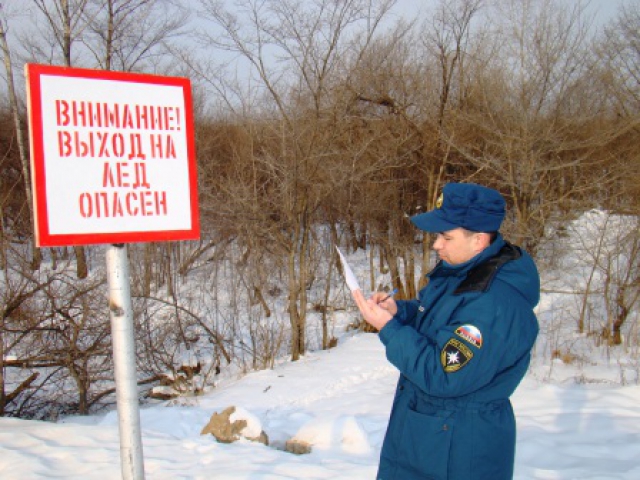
[336,246,361,291]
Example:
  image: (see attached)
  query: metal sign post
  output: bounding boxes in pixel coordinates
[106,243,145,480]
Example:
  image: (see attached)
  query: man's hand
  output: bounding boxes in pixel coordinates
[352,289,396,331]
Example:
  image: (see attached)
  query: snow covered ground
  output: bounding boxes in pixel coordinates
[1,332,639,479]
[1,209,639,478]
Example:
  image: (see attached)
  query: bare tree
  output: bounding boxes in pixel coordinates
[598,3,640,116]
[339,0,484,296]
[194,0,399,359]
[595,3,640,213]
[27,0,91,278]
[0,265,54,416]
[0,5,41,271]
[441,0,607,253]
[27,0,92,66]
[409,0,483,285]
[82,0,188,72]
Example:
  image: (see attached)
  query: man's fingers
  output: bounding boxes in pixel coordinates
[370,292,386,303]
[352,289,378,316]
[352,289,367,311]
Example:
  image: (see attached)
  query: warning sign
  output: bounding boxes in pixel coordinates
[26,64,200,247]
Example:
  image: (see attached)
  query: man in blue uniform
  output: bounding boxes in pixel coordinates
[353,183,540,480]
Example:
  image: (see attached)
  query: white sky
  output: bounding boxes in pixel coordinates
[391,0,628,26]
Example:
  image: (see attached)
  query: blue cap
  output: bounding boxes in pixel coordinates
[411,183,506,233]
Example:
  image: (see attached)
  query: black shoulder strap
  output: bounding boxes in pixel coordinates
[454,242,522,294]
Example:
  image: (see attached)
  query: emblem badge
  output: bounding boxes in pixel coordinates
[441,338,473,372]
[455,325,483,348]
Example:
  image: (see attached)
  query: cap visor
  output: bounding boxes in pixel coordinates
[410,210,459,233]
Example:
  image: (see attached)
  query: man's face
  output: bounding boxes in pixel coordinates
[432,228,485,265]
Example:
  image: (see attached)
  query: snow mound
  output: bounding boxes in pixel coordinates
[291,415,371,454]
[229,406,264,439]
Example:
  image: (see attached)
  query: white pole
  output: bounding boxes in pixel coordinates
[106,244,146,480]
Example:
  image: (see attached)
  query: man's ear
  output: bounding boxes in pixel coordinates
[473,232,491,252]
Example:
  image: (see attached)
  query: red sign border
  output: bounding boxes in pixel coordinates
[25,63,200,247]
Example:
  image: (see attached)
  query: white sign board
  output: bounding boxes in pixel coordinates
[26,64,200,246]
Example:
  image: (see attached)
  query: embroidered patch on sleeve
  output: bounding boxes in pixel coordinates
[455,324,483,349]
[441,338,473,373]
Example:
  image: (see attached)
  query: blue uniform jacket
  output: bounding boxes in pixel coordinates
[376,235,539,480]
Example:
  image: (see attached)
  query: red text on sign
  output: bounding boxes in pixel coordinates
[58,130,177,160]
[56,100,181,131]
[78,190,168,218]
[102,161,150,189]
[58,131,147,160]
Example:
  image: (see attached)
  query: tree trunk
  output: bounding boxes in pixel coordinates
[286,237,301,361]
[382,242,405,299]
[403,248,416,300]
[321,223,340,349]
[287,221,310,361]
[74,246,88,279]
[0,16,42,271]
[0,309,5,416]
